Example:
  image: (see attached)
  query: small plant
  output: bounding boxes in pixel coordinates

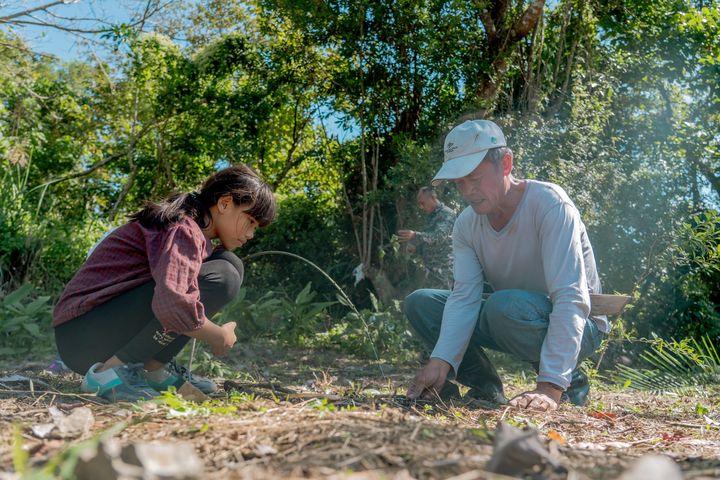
[615,334,720,393]
[310,397,336,413]
[175,348,240,379]
[695,403,709,416]
[155,387,241,418]
[217,282,336,343]
[316,293,417,360]
[0,283,53,356]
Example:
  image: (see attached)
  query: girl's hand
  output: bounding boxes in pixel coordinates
[211,321,237,356]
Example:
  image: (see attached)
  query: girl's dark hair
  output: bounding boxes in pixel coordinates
[128,165,276,229]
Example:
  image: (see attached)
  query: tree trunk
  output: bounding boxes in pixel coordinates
[474,0,546,105]
[364,266,400,306]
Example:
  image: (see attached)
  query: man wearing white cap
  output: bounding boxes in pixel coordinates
[404,120,607,411]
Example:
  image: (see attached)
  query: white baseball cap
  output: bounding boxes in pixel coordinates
[432,120,506,186]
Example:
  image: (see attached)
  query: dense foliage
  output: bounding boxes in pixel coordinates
[0,0,718,358]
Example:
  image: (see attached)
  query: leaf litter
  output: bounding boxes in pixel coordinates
[1,346,719,479]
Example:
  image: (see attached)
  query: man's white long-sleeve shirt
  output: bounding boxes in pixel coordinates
[431,180,606,388]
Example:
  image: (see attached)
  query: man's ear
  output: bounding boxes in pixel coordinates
[502,152,513,176]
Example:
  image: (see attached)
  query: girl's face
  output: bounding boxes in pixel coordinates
[212,195,259,250]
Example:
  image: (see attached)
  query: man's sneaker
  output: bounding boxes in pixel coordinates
[466,386,508,405]
[438,382,462,400]
[81,363,160,403]
[438,382,508,409]
[147,360,217,395]
[561,367,590,406]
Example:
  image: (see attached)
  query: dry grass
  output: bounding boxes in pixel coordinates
[1,344,719,479]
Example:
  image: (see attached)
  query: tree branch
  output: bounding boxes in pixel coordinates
[509,0,546,43]
[0,1,66,22]
[7,18,108,34]
[2,1,172,35]
[32,122,156,191]
[693,157,720,199]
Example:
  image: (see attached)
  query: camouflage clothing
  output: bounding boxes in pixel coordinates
[412,202,456,289]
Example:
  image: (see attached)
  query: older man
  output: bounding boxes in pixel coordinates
[404,120,606,411]
[397,187,456,289]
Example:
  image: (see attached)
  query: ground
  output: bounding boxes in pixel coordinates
[1,341,719,479]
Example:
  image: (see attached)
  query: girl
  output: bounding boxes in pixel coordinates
[52,165,276,402]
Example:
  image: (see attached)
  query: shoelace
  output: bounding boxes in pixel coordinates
[122,363,155,389]
[167,359,192,381]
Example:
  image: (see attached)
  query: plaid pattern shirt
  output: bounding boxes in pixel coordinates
[52,216,214,333]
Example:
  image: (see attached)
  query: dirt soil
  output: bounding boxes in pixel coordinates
[1,342,719,479]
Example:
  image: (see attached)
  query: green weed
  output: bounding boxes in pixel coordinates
[0,283,53,356]
[310,398,336,413]
[154,387,245,418]
[615,334,720,393]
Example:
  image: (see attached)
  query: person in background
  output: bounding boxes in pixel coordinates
[397,187,456,289]
[53,165,276,402]
[404,120,606,411]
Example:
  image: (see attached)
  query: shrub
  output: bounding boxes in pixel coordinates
[240,193,353,304]
[630,209,720,342]
[217,283,417,360]
[0,283,54,356]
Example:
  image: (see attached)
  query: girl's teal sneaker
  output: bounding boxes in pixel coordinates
[145,360,217,395]
[81,363,160,402]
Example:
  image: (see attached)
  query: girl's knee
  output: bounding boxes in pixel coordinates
[215,261,243,303]
[200,253,245,305]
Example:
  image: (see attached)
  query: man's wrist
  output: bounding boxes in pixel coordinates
[537,381,564,392]
[428,357,452,375]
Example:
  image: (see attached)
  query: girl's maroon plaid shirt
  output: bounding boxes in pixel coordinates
[53,216,214,333]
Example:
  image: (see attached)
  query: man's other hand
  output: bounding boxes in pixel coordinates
[508,382,562,411]
[407,358,451,400]
[397,229,416,243]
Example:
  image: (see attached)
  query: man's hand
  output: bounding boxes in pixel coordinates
[508,382,562,411]
[407,358,451,400]
[397,229,416,243]
[210,321,237,356]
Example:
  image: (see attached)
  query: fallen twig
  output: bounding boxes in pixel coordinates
[0,389,105,405]
[668,422,705,429]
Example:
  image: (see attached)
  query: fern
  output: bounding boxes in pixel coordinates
[615,334,720,393]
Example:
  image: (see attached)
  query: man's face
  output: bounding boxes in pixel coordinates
[417,193,437,214]
[453,159,506,215]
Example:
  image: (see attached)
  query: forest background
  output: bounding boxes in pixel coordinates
[0,0,719,368]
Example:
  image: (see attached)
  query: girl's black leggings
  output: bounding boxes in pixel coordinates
[55,249,243,375]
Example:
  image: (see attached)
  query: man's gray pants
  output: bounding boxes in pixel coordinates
[403,288,604,403]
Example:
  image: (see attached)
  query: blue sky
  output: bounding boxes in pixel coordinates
[0,1,163,60]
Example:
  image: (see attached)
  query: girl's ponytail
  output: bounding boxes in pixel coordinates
[128,192,210,229]
[128,164,275,229]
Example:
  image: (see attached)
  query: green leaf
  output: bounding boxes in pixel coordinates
[2,284,32,307]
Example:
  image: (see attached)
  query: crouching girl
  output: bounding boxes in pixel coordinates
[52,165,276,402]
